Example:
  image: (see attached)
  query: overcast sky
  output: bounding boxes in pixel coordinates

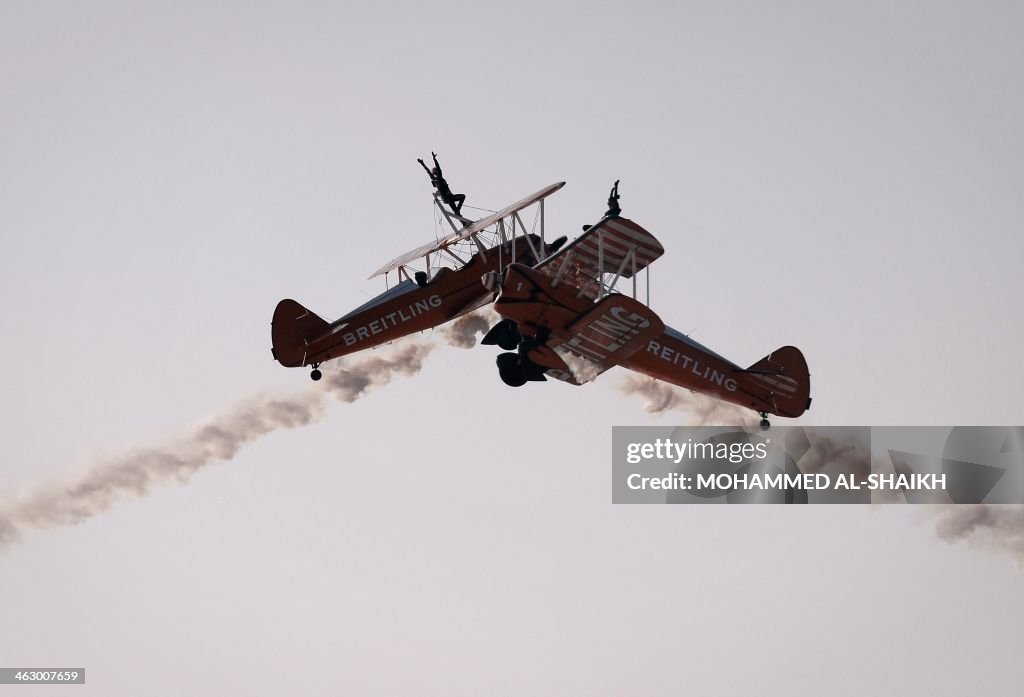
[2,1,1023,695]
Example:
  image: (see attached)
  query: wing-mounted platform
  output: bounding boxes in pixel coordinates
[534,216,665,302]
[369,181,566,280]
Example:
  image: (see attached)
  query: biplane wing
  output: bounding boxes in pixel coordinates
[369,181,565,279]
[534,216,665,300]
[548,294,665,382]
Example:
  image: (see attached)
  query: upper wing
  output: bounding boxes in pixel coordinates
[368,181,566,279]
[534,216,665,300]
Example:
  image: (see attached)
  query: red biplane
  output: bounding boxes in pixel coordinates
[271,173,811,429]
[271,181,567,378]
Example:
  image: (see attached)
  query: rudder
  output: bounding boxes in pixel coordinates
[741,346,812,418]
[271,299,329,367]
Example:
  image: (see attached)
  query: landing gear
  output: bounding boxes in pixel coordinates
[488,321,552,387]
[758,412,770,431]
[496,353,528,387]
[496,351,548,387]
[482,319,522,351]
[310,364,322,382]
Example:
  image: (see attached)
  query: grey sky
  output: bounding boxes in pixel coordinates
[1,1,1022,695]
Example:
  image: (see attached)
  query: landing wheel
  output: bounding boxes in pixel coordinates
[482,319,522,351]
[759,412,770,431]
[310,365,322,382]
[496,353,527,387]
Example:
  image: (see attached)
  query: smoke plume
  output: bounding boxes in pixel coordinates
[442,309,498,349]
[321,341,435,401]
[559,351,602,383]
[930,505,1024,562]
[0,340,435,551]
[619,374,758,427]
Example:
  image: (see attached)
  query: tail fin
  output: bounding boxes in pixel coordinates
[271,299,330,367]
[740,346,812,418]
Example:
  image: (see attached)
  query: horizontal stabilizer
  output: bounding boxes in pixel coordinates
[271,299,330,367]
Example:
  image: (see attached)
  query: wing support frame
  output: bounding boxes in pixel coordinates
[581,236,640,302]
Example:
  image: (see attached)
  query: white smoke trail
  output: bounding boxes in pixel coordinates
[559,351,602,383]
[0,390,325,549]
[441,309,499,349]
[929,505,1024,562]
[0,340,436,551]
[321,341,435,401]
[619,374,758,427]
[617,383,1024,560]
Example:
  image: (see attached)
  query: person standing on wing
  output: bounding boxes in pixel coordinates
[605,179,622,217]
[417,152,468,220]
[582,180,623,231]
